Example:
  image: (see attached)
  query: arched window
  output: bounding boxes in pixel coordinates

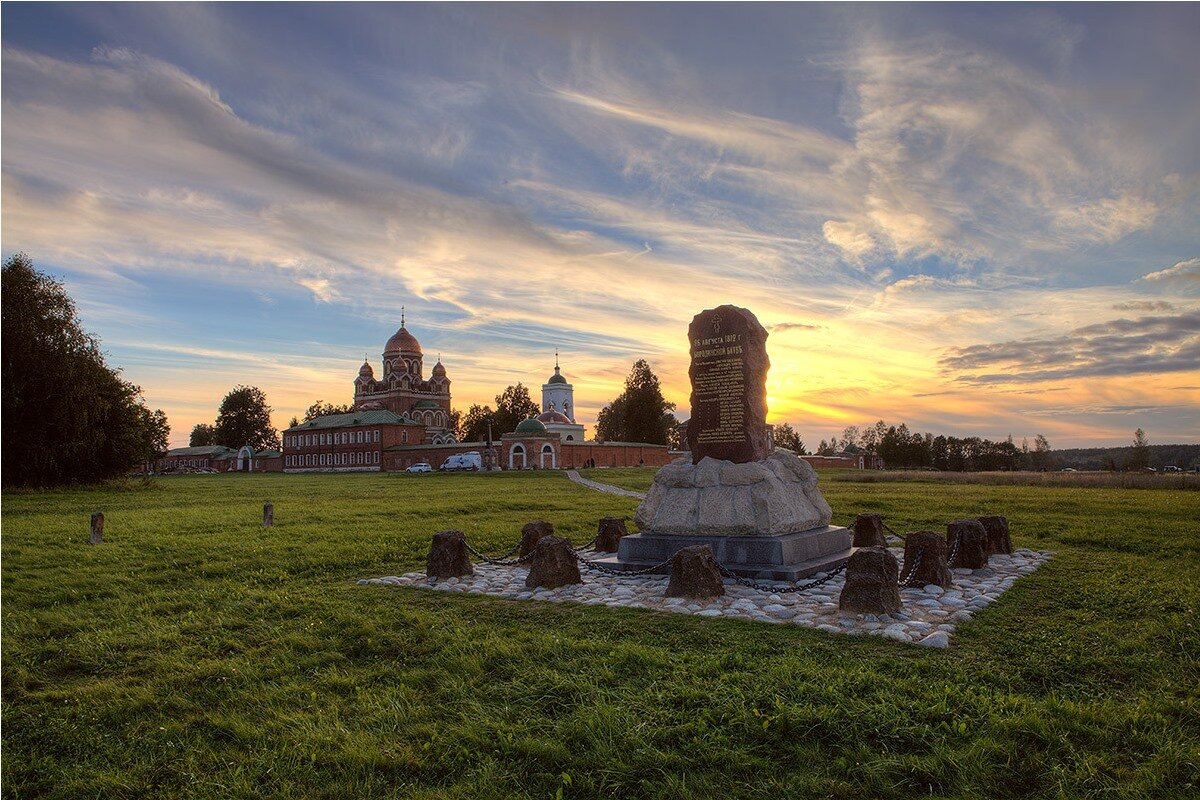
[510,443,526,470]
[541,443,556,469]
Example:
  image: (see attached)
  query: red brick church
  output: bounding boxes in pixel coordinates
[282,317,673,472]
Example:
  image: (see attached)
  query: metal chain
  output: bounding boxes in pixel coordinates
[946,531,963,569]
[881,521,907,542]
[714,561,847,594]
[463,540,531,566]
[573,551,673,576]
[572,535,599,552]
[898,547,924,586]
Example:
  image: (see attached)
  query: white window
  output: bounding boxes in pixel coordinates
[373,430,380,443]
[358,431,364,444]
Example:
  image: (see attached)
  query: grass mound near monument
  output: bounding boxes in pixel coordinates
[3,472,1197,799]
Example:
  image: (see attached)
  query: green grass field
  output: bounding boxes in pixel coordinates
[3,470,1198,799]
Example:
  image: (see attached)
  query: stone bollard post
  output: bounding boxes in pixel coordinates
[519,520,555,557]
[838,546,901,613]
[263,503,274,527]
[525,535,582,589]
[595,517,628,553]
[89,512,104,545]
[426,530,474,579]
[976,516,1013,555]
[852,513,887,548]
[664,545,725,600]
[946,519,990,569]
[901,531,952,587]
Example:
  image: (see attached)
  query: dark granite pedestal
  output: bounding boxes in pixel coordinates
[592,525,853,581]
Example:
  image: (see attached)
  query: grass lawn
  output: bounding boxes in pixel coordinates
[3,471,1198,799]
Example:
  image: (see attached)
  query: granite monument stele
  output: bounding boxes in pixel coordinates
[597,305,852,580]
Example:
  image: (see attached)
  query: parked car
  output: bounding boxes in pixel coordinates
[405,462,433,473]
[440,452,482,472]
[1162,465,1182,473]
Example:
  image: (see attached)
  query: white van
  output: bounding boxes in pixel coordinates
[440,452,482,472]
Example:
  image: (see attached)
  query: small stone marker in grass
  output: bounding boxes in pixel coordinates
[664,545,725,600]
[852,513,887,548]
[263,502,274,527]
[839,546,901,613]
[902,530,952,587]
[947,519,990,569]
[89,512,104,545]
[426,530,474,579]
[976,515,1013,555]
[595,517,627,553]
[519,520,555,557]
[525,535,581,589]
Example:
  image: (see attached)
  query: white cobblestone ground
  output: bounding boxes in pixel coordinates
[360,547,1052,648]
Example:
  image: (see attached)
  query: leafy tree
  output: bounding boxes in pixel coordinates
[302,400,352,423]
[1031,433,1052,470]
[816,439,836,456]
[1127,428,1151,471]
[838,425,861,452]
[190,423,217,447]
[458,403,496,442]
[595,360,677,445]
[494,384,540,437]
[214,386,279,450]
[2,254,168,486]
[773,423,807,454]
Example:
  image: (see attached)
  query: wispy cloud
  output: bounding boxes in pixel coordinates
[941,311,1200,384]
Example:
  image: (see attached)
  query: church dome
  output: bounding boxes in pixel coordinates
[384,325,421,355]
[359,359,374,378]
[514,417,548,434]
[431,360,446,377]
[547,365,567,385]
[537,410,571,425]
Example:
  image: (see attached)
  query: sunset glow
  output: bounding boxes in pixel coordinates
[3,4,1197,448]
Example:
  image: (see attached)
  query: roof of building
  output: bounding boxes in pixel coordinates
[285,410,421,432]
[412,399,441,409]
[384,324,421,355]
[166,445,238,458]
[547,365,568,385]
[431,360,446,376]
[384,442,480,452]
[359,360,374,377]
[514,417,548,434]
[537,409,572,425]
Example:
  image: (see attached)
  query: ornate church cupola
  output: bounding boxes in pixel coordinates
[356,356,375,387]
[382,307,423,380]
[542,350,575,423]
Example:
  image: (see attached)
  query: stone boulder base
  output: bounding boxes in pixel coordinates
[596,517,628,553]
[852,513,887,548]
[902,530,952,587]
[525,535,582,589]
[946,520,990,569]
[976,515,1013,555]
[839,546,901,614]
[634,450,833,537]
[519,520,555,557]
[664,545,726,600]
[426,530,474,579]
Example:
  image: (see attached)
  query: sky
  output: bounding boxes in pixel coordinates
[2,3,1198,450]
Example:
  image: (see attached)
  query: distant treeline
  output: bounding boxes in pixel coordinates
[815,421,1196,472]
[1052,444,1200,471]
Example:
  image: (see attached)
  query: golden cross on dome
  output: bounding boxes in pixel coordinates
[401,305,405,326]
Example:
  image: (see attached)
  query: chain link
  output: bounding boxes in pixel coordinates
[572,535,599,552]
[881,521,907,542]
[713,561,847,594]
[463,540,531,566]
[898,547,924,586]
[946,531,962,570]
[573,551,673,576]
